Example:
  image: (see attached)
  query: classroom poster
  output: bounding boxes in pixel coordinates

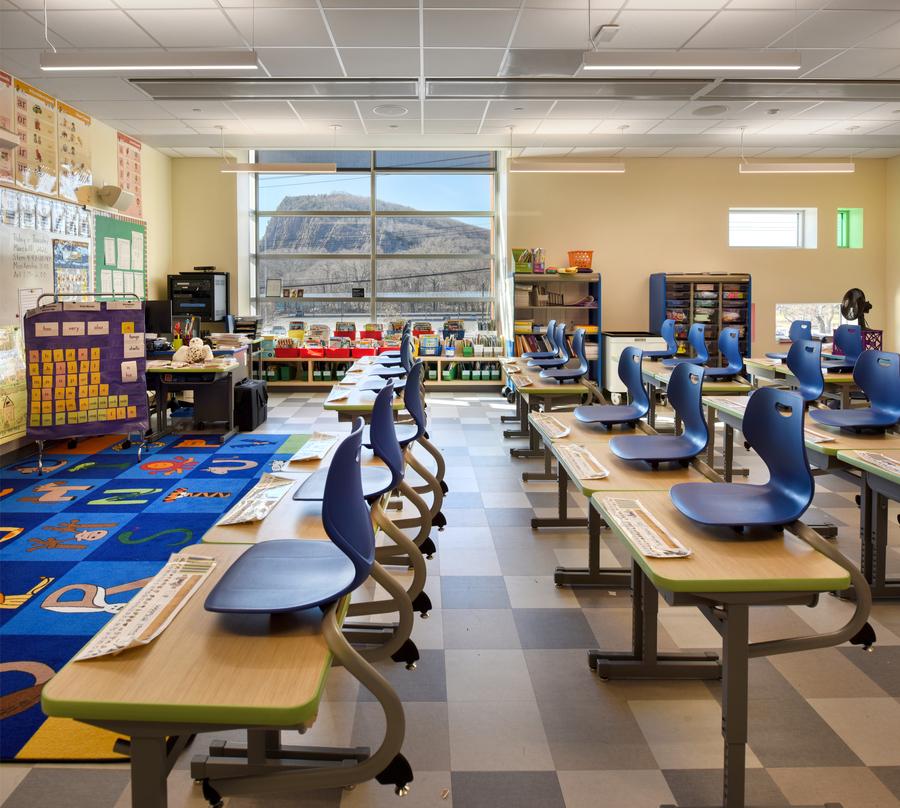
[53,240,91,298]
[57,103,92,203]
[0,70,13,184]
[14,80,58,195]
[0,324,27,445]
[117,132,142,217]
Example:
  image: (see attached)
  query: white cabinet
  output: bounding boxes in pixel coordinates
[602,331,667,395]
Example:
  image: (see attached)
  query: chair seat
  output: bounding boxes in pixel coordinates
[662,356,703,368]
[294,465,395,501]
[820,360,855,373]
[643,349,676,359]
[522,350,556,359]
[539,368,586,382]
[809,407,898,431]
[204,540,356,614]
[574,404,644,426]
[370,365,406,378]
[670,482,808,528]
[609,434,701,463]
[764,352,787,361]
[358,376,407,392]
[363,423,417,447]
[373,354,402,365]
[703,367,742,379]
[528,358,566,369]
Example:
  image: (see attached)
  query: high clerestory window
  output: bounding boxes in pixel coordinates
[252,150,496,334]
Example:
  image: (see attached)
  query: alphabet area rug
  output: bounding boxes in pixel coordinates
[0,432,300,761]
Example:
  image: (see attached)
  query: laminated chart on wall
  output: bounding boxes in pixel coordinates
[53,240,90,298]
[56,103,92,203]
[116,132,142,218]
[14,80,58,195]
[0,71,13,184]
[93,212,146,300]
[23,300,149,441]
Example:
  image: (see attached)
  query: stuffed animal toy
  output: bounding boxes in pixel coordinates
[172,337,214,364]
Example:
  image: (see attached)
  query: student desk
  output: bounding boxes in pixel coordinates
[146,361,246,443]
[592,490,864,808]
[836,449,900,600]
[322,385,405,422]
[41,542,407,808]
[527,410,707,588]
[501,362,587,460]
[744,356,857,408]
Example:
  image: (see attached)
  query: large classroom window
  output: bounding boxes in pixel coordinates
[728,207,818,249]
[774,302,846,340]
[253,150,496,335]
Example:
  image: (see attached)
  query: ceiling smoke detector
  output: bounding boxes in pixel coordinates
[372,104,409,117]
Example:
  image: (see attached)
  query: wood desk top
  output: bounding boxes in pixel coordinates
[42,543,342,728]
[506,362,587,396]
[643,364,752,394]
[745,356,856,385]
[592,490,851,594]
[322,386,404,412]
[529,411,707,495]
[804,423,900,457]
[836,449,900,486]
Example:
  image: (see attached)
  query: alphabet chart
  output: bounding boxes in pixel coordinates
[24,299,149,440]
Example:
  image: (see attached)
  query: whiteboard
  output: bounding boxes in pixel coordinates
[0,224,54,326]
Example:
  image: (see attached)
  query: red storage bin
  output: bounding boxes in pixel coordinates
[298,347,325,358]
[334,330,356,339]
[325,347,351,358]
[360,330,382,340]
[352,347,376,358]
[274,347,301,358]
[412,329,433,337]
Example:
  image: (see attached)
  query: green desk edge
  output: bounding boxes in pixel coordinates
[591,495,850,594]
[511,376,587,396]
[835,450,900,485]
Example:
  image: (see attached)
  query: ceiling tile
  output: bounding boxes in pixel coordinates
[296,118,365,134]
[665,146,721,156]
[671,101,753,119]
[649,119,719,134]
[685,10,811,48]
[804,48,900,78]
[711,146,769,157]
[602,9,718,48]
[854,102,900,119]
[610,100,689,119]
[723,101,820,119]
[76,100,174,119]
[424,48,505,76]
[518,147,573,156]
[858,18,900,47]
[792,101,886,118]
[324,10,419,47]
[713,0,821,6]
[114,0,218,7]
[813,119,893,134]
[512,9,600,48]
[549,99,622,118]
[155,100,237,119]
[806,147,855,156]
[424,10,518,47]
[228,100,300,119]
[42,10,157,48]
[536,118,602,134]
[291,100,360,119]
[569,146,622,155]
[855,147,900,156]
[240,118,309,134]
[364,119,420,134]
[618,147,671,156]
[26,76,147,102]
[591,119,658,134]
[488,100,555,117]
[756,147,819,156]
[11,0,117,8]
[357,100,420,118]
[115,118,195,134]
[339,48,419,77]
[423,119,482,134]
[126,9,245,47]
[482,119,542,134]
[423,100,489,119]
[773,10,900,48]
[189,119,251,135]
[625,0,726,8]
[755,118,838,134]
[224,8,331,47]
[322,0,417,6]
[1,10,73,49]
[256,47,342,76]
[865,121,900,134]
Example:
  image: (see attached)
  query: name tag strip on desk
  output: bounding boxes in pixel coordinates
[558,444,609,480]
[532,412,571,439]
[216,473,293,525]
[327,388,351,402]
[705,396,751,412]
[602,498,692,558]
[74,554,217,661]
[805,429,836,444]
[855,451,900,475]
[290,432,338,462]
[508,372,532,388]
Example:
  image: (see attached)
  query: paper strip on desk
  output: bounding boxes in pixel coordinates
[216,473,294,525]
[532,412,571,439]
[602,498,692,558]
[705,396,751,411]
[855,451,900,475]
[752,357,782,366]
[290,432,338,462]
[805,429,836,444]
[327,388,351,402]
[558,444,609,479]
[73,554,217,661]
[511,375,533,387]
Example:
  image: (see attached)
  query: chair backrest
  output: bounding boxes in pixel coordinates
[786,339,824,403]
[402,360,427,440]
[667,362,708,454]
[544,319,558,352]
[742,387,814,515]
[368,382,405,487]
[322,419,375,589]
[717,327,744,373]
[687,323,709,364]
[788,320,812,342]
[853,350,900,419]
[571,329,589,374]
[834,323,863,361]
[618,347,649,412]
[400,332,413,372]
[659,318,677,353]
[555,322,570,362]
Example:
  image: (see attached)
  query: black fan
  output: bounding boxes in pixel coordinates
[840,288,872,330]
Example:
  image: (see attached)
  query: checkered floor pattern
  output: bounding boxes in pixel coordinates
[3,391,900,808]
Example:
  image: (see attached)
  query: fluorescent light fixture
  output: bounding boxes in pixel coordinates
[581,49,801,72]
[40,50,259,72]
[0,126,17,150]
[220,162,337,174]
[739,162,855,174]
[509,158,625,174]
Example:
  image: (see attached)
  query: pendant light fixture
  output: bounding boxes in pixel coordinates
[736,126,855,175]
[217,126,337,174]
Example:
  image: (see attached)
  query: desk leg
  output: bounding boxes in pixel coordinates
[532,460,589,530]
[501,390,520,424]
[647,383,657,429]
[523,443,558,483]
[511,397,544,459]
[590,562,720,677]
[724,423,734,483]
[503,393,529,440]
[553,503,628,587]
[857,474,900,600]
[706,405,717,470]
[130,735,169,808]
[721,604,749,808]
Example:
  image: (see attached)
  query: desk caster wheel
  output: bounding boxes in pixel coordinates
[506,392,516,404]
[412,591,432,618]
[743,440,751,451]
[376,753,413,796]
[419,536,436,559]
[433,511,447,531]
[201,779,224,808]
[850,621,877,651]
[391,639,419,670]
[440,479,449,494]
[855,494,861,506]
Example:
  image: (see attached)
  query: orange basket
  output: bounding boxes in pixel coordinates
[567,250,593,269]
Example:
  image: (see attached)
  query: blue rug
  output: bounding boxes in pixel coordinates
[0,432,295,761]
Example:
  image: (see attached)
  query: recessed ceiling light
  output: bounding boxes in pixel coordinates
[372,104,408,117]
[388,124,399,129]
[692,105,728,117]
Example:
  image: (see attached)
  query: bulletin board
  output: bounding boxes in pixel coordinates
[23,299,149,440]
[93,212,146,300]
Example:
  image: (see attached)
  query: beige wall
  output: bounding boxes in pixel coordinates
[87,119,172,297]
[887,156,900,354]
[509,158,887,355]
[171,158,242,310]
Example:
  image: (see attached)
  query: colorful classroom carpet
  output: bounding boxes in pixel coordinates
[0,432,297,762]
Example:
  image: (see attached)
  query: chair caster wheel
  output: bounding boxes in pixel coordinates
[850,621,877,651]
[506,392,516,404]
[743,440,751,451]
[390,639,420,669]
[376,753,413,796]
[433,511,447,531]
[440,479,449,494]
[419,537,436,558]
[855,494,861,506]
[201,779,224,808]
[412,591,432,618]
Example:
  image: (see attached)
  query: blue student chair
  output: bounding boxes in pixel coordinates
[786,339,824,404]
[766,320,812,361]
[359,337,414,391]
[822,324,864,371]
[574,347,649,429]
[373,331,411,367]
[810,350,900,432]
[608,363,708,466]
[670,387,814,528]
[643,319,679,360]
[364,361,425,449]
[703,327,744,380]
[522,319,558,360]
[662,323,708,368]
[539,328,589,384]
[528,322,570,369]
[205,420,375,614]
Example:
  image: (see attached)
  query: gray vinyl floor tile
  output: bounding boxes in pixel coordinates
[449,771,565,808]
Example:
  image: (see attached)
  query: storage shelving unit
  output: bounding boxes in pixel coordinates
[649,273,752,364]
[512,272,602,381]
